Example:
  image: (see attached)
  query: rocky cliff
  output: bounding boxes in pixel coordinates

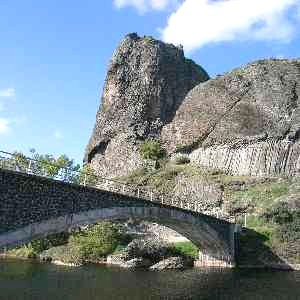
[162,59,300,177]
[86,33,300,178]
[85,33,209,178]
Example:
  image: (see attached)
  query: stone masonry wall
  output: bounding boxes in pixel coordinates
[0,169,158,234]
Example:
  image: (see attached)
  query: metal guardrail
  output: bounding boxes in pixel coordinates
[0,150,231,221]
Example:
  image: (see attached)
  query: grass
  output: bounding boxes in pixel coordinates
[6,244,38,259]
[170,242,199,259]
[112,244,127,254]
[228,181,290,214]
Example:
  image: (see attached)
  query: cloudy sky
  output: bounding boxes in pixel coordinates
[1,0,300,163]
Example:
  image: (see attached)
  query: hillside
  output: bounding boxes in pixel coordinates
[84,34,300,268]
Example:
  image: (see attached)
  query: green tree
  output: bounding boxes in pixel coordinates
[76,164,98,186]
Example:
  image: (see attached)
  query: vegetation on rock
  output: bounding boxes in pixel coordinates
[139,139,166,162]
[69,222,125,261]
[116,159,300,266]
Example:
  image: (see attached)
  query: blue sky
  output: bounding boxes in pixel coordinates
[0,0,300,164]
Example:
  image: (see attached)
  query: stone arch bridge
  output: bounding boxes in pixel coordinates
[0,168,239,267]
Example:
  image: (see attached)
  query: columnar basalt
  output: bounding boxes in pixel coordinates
[162,59,300,177]
[85,33,209,178]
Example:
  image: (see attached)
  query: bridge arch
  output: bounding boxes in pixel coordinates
[0,169,238,266]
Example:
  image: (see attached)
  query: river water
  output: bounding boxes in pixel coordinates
[0,259,299,300]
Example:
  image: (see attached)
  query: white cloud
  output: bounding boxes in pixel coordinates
[53,130,63,140]
[162,0,300,52]
[114,0,177,12]
[0,88,15,98]
[0,118,11,135]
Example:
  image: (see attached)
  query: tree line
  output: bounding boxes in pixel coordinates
[0,148,97,186]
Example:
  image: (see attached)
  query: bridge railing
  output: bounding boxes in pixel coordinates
[0,150,233,222]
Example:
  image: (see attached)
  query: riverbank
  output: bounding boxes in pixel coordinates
[1,222,199,271]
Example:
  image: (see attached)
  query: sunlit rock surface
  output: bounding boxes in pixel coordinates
[162,59,300,176]
[85,33,209,177]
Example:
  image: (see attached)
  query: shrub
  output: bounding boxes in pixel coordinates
[174,155,190,165]
[30,232,70,253]
[69,222,122,260]
[143,36,155,44]
[139,139,166,161]
[263,202,294,225]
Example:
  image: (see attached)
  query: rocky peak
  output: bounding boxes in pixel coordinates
[85,33,209,177]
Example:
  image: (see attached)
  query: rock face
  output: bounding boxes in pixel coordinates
[85,33,209,177]
[162,59,300,177]
[150,256,193,271]
[86,34,300,179]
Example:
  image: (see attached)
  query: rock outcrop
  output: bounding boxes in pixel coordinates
[162,59,300,177]
[120,257,152,269]
[86,33,300,178]
[85,33,209,177]
[150,256,193,271]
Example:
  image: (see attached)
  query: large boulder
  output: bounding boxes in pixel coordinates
[162,59,300,177]
[85,33,209,178]
[125,238,171,261]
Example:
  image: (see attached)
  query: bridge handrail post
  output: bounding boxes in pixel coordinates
[27,160,32,174]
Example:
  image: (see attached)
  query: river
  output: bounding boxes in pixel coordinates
[0,259,299,300]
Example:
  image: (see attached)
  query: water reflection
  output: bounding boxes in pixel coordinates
[0,259,299,300]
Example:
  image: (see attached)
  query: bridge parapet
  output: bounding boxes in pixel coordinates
[0,150,232,221]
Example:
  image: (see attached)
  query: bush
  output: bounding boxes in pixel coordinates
[174,156,190,165]
[69,222,123,260]
[263,202,294,225]
[139,140,166,161]
[30,232,70,253]
[143,36,155,44]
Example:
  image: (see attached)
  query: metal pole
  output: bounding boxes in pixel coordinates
[27,160,32,174]
[244,213,247,228]
[83,173,87,186]
[137,189,140,198]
